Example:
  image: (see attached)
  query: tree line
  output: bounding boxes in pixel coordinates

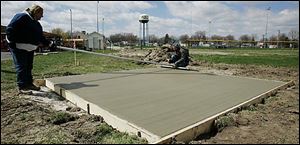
[50,28,299,45]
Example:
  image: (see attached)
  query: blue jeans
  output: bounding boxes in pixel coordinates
[9,46,34,88]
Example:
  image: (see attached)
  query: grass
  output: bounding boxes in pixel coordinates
[190,48,299,68]
[48,111,78,125]
[214,115,236,132]
[191,54,299,68]
[94,123,147,144]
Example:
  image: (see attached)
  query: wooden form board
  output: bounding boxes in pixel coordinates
[45,68,292,143]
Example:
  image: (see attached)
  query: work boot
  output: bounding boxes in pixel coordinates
[25,84,41,91]
[17,87,33,95]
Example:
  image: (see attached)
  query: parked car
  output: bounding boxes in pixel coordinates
[214,43,228,48]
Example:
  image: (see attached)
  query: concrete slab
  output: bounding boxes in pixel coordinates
[45,68,289,143]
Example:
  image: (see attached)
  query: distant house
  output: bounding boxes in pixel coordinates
[73,31,87,40]
[87,32,105,50]
[64,31,88,49]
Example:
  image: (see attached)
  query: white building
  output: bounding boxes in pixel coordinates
[87,32,105,50]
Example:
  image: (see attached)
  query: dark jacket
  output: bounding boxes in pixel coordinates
[174,47,189,67]
[6,12,49,49]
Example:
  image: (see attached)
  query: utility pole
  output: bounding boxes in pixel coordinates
[102,18,104,37]
[265,7,271,48]
[102,18,105,50]
[262,34,265,48]
[97,1,99,33]
[208,21,211,40]
[70,9,76,65]
[70,9,72,41]
[191,9,193,37]
[277,30,280,48]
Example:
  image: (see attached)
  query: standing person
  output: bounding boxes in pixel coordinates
[6,4,50,94]
[167,44,190,68]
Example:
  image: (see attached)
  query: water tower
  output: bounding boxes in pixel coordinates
[139,14,149,49]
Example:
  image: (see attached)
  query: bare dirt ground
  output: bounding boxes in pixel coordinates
[1,48,299,144]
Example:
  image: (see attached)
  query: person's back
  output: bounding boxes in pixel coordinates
[174,46,189,67]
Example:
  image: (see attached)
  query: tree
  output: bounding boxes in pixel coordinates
[239,34,251,41]
[211,35,223,40]
[109,33,138,46]
[269,35,278,45]
[191,31,206,40]
[279,33,289,41]
[279,33,291,48]
[109,33,122,44]
[51,28,68,40]
[149,34,159,43]
[179,34,189,43]
[124,33,138,44]
[225,35,235,41]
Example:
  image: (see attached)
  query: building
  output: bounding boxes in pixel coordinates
[87,32,105,50]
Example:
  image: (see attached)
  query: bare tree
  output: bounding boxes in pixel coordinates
[225,35,235,41]
[124,33,138,44]
[279,33,289,41]
[109,33,122,43]
[179,34,190,43]
[51,28,68,40]
[191,31,206,40]
[239,34,251,41]
[149,34,159,43]
[269,35,278,45]
[109,33,138,45]
[211,35,223,40]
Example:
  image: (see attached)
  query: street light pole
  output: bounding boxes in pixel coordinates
[97,1,99,33]
[191,9,193,37]
[209,21,211,40]
[265,7,271,48]
[70,9,77,65]
[70,9,72,41]
[102,18,104,36]
[277,30,280,48]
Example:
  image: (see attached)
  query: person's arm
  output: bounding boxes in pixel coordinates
[36,22,50,48]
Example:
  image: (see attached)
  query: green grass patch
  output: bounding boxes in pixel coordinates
[94,123,148,144]
[48,112,78,125]
[37,127,73,144]
[1,60,17,90]
[191,54,299,68]
[214,115,236,132]
[190,47,299,56]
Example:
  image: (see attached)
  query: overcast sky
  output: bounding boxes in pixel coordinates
[1,1,299,40]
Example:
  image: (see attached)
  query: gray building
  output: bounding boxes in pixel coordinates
[87,32,105,50]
